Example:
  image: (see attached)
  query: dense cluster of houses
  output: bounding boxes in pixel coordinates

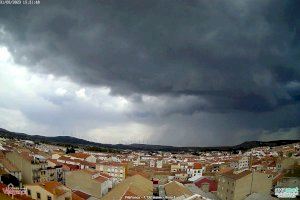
[0,137,298,200]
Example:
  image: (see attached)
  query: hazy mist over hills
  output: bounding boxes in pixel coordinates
[0,128,299,152]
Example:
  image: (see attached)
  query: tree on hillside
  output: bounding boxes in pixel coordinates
[66,146,75,154]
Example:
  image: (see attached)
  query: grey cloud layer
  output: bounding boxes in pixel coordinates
[0,0,299,145]
[0,0,299,113]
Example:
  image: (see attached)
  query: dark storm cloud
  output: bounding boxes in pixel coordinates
[148,103,300,146]
[0,0,299,114]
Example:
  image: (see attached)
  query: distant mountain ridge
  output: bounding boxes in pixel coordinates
[0,128,299,152]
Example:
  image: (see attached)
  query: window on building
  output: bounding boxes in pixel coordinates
[37,192,41,199]
[27,189,31,196]
[47,196,52,200]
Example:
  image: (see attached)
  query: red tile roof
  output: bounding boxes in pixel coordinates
[194,178,217,192]
[0,158,20,172]
[98,161,126,167]
[272,172,284,184]
[220,170,252,180]
[72,190,91,200]
[194,163,202,169]
[37,181,67,196]
[48,159,79,171]
[81,169,110,183]
[69,153,90,159]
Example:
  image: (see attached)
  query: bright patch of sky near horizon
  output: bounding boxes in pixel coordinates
[0,46,153,144]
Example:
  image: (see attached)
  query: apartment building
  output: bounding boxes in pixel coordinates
[5,151,63,184]
[56,155,95,170]
[208,163,221,173]
[68,152,97,163]
[230,156,249,171]
[217,170,272,200]
[150,159,156,168]
[65,169,111,199]
[276,157,296,171]
[26,181,72,200]
[187,163,204,178]
[171,164,181,173]
[0,157,22,184]
[156,160,163,168]
[238,156,250,170]
[47,160,64,183]
[96,162,126,182]
[276,167,300,189]
[173,172,188,182]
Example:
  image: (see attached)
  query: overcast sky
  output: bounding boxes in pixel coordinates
[0,0,299,146]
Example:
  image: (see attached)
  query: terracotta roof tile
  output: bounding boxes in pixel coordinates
[101,175,152,200]
[69,153,90,159]
[220,170,252,180]
[164,181,193,197]
[72,190,91,200]
[194,163,202,169]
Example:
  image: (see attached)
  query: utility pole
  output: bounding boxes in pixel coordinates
[250,169,254,195]
[249,149,254,195]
